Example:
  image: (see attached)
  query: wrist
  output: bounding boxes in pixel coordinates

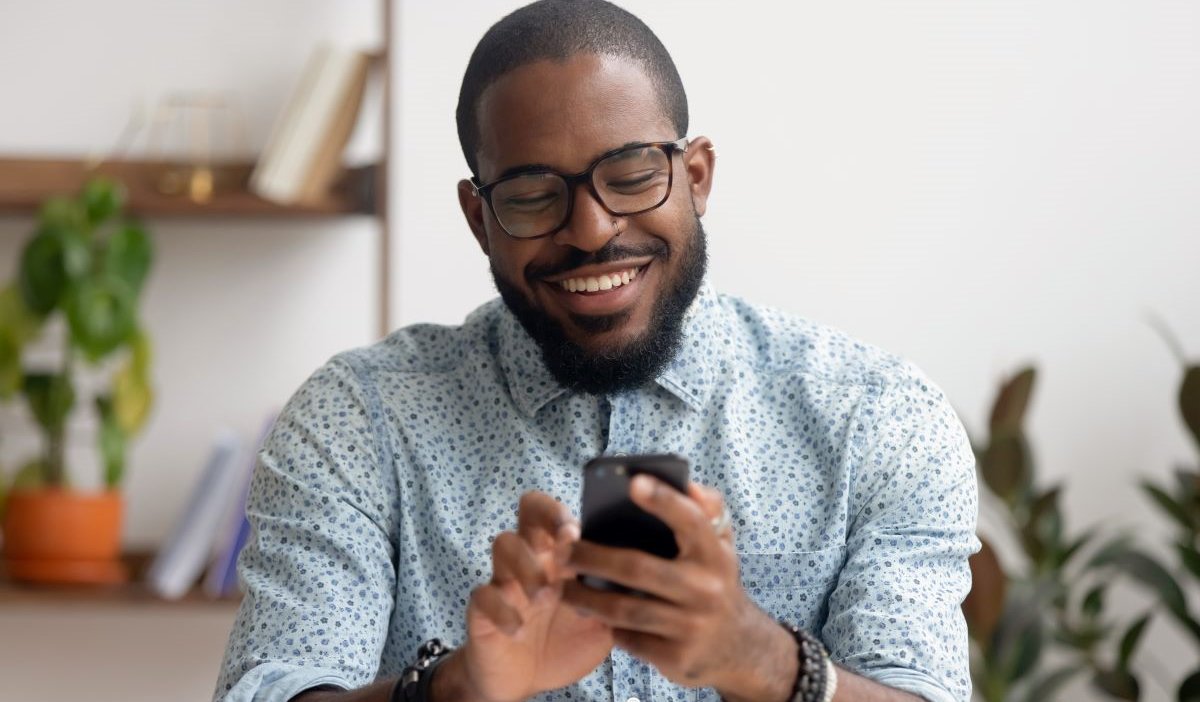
[714,612,799,702]
[430,647,493,702]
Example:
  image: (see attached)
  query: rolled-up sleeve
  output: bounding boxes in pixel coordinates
[823,364,980,702]
[213,356,399,702]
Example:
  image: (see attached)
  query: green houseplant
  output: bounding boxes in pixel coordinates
[963,367,1166,701]
[0,176,154,585]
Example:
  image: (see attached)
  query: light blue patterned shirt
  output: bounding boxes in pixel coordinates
[213,282,980,702]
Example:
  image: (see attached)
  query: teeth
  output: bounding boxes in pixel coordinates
[558,266,642,293]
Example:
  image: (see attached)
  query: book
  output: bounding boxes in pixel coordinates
[251,44,372,204]
[201,413,277,598]
[144,429,243,600]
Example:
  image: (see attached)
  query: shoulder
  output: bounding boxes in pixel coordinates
[714,292,918,394]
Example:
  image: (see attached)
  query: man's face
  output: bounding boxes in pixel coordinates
[458,54,715,393]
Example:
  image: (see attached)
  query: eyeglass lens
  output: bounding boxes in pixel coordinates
[489,145,672,238]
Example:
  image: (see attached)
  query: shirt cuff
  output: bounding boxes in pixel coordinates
[214,662,355,702]
[852,667,960,702]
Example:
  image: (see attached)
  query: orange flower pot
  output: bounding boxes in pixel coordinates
[1,489,128,585]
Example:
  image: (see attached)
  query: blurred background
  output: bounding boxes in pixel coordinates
[0,1,1196,701]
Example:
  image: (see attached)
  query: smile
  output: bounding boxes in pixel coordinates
[557,265,643,293]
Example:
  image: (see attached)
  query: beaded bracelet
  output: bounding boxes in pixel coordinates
[780,622,837,702]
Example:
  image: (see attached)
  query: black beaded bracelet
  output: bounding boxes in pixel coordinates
[780,622,831,702]
[391,638,455,702]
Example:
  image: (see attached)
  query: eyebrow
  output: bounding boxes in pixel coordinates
[493,140,646,181]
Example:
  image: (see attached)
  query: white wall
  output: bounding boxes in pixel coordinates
[0,1,1198,701]
[393,2,1200,701]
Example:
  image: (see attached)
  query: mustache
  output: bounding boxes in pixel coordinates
[527,238,669,280]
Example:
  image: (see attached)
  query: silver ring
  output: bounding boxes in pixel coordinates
[710,506,732,535]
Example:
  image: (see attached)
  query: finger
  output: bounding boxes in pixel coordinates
[562,579,690,639]
[611,629,675,669]
[492,531,550,598]
[468,583,524,638]
[568,540,702,604]
[517,492,579,552]
[629,475,714,559]
[688,483,733,542]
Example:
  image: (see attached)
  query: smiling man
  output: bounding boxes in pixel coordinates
[213,3,979,702]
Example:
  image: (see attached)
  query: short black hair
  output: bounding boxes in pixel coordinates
[456,0,689,178]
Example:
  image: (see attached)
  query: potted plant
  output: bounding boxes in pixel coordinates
[0,177,154,585]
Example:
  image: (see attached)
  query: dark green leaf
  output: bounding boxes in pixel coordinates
[21,372,75,435]
[64,274,136,362]
[1177,543,1200,580]
[103,221,152,294]
[17,230,67,314]
[1113,551,1189,620]
[1024,666,1082,702]
[1179,669,1200,702]
[1082,584,1105,619]
[1118,613,1152,670]
[0,332,20,399]
[1054,622,1109,650]
[1088,535,1135,570]
[1057,532,1093,568]
[81,177,126,226]
[37,194,85,231]
[990,367,1037,435]
[1094,668,1139,700]
[1143,481,1195,532]
[1182,366,1200,450]
[980,433,1031,504]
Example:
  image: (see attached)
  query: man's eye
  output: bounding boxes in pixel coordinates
[606,169,664,191]
[504,192,559,209]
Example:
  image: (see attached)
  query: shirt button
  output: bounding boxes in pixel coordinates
[627,697,640,702]
[614,452,628,457]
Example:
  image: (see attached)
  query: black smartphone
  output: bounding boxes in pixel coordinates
[578,453,689,594]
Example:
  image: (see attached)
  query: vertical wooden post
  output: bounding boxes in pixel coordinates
[377,0,394,339]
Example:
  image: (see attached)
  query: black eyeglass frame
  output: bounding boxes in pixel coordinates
[469,137,690,240]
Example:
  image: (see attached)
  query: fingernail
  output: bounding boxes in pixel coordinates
[559,521,581,541]
[631,474,653,499]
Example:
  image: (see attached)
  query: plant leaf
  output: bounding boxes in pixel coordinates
[1177,543,1200,580]
[103,221,152,294]
[963,537,1007,645]
[81,177,126,226]
[1118,613,1152,671]
[980,433,1031,504]
[1024,666,1082,702]
[1094,668,1139,701]
[1142,480,1195,532]
[21,372,75,435]
[95,395,126,488]
[1088,535,1135,570]
[17,229,68,315]
[1112,551,1189,621]
[990,367,1037,435]
[64,274,136,362]
[1179,669,1200,702]
[11,459,48,490]
[113,360,152,435]
[1082,584,1105,619]
[1181,366,1200,450]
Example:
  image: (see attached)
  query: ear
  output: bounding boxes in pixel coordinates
[458,179,490,256]
[680,136,716,217]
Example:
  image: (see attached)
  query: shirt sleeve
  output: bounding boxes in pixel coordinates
[821,363,981,702]
[213,356,400,702]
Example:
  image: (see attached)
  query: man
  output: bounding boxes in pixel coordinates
[213,2,979,702]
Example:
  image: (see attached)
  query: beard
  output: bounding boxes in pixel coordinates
[491,216,709,396]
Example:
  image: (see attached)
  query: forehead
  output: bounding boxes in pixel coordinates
[475,53,676,180]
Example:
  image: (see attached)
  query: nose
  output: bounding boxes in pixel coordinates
[551,182,619,252]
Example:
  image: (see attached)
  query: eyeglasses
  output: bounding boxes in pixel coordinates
[470,138,689,240]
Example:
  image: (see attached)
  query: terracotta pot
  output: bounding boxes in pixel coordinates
[1,489,128,585]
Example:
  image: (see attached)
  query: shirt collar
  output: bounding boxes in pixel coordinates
[496,280,722,417]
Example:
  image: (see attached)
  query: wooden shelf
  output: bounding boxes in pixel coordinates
[0,550,242,608]
[0,157,377,218]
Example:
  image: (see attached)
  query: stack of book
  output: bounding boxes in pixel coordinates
[145,414,276,600]
[250,44,374,205]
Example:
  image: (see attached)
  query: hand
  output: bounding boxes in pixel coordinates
[455,492,614,702]
[561,477,785,694]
